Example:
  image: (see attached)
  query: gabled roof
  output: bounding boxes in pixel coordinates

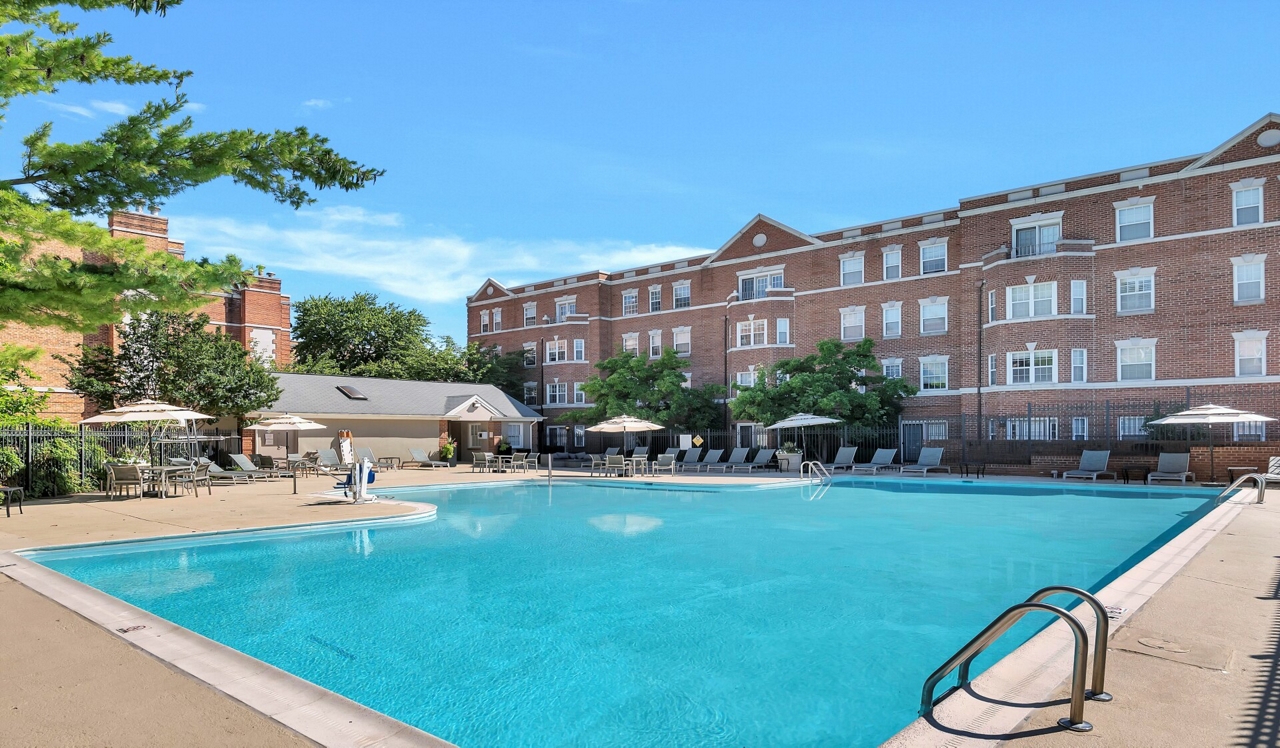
[262,373,542,420]
[701,214,821,265]
[1182,113,1280,171]
[468,278,517,303]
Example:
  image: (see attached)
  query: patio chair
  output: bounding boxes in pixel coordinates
[407,447,450,469]
[651,454,677,476]
[470,451,493,472]
[588,453,609,476]
[706,448,750,473]
[208,463,253,484]
[696,449,724,471]
[1063,450,1116,481]
[522,452,540,471]
[823,446,858,472]
[1,485,23,517]
[603,454,629,477]
[1147,453,1195,484]
[229,453,282,479]
[107,464,144,500]
[174,463,213,496]
[852,448,899,474]
[316,449,343,470]
[900,447,950,476]
[732,448,776,473]
[288,453,318,477]
[675,448,703,472]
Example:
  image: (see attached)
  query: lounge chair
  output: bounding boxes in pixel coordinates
[706,448,750,473]
[900,447,950,476]
[696,449,724,471]
[662,447,681,458]
[208,463,253,484]
[316,449,343,470]
[287,453,317,477]
[229,453,282,479]
[732,448,776,473]
[852,448,899,474]
[651,454,677,476]
[1063,450,1116,481]
[675,448,703,472]
[355,447,397,471]
[407,447,450,469]
[1147,453,1194,484]
[823,446,858,473]
[604,447,621,457]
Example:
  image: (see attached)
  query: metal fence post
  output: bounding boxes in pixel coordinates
[25,421,33,490]
[1026,402,1034,464]
[960,413,967,463]
[1105,400,1112,450]
[79,424,86,483]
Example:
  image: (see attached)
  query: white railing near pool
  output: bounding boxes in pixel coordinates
[799,461,831,484]
[1215,472,1268,505]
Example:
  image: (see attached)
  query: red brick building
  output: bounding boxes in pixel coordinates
[5,210,292,421]
[468,114,1280,449]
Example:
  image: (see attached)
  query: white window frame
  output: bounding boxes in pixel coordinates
[988,290,997,322]
[1007,348,1057,384]
[737,267,785,300]
[839,306,865,342]
[1232,254,1266,304]
[672,281,691,309]
[1071,348,1087,383]
[523,302,537,327]
[504,423,523,449]
[648,330,662,358]
[555,297,577,323]
[492,308,502,331]
[1114,197,1155,242]
[919,239,947,275]
[573,382,586,404]
[1006,280,1057,320]
[882,357,903,379]
[648,286,662,313]
[622,333,639,355]
[1010,212,1063,258]
[546,382,568,405]
[479,310,490,333]
[1117,416,1147,440]
[1070,280,1087,315]
[1115,338,1156,382]
[1234,330,1268,377]
[573,338,585,361]
[840,252,865,286]
[919,297,949,335]
[522,381,537,406]
[545,338,567,363]
[1072,416,1089,441]
[882,245,902,280]
[882,301,902,338]
[1231,178,1266,226]
[573,424,586,448]
[1233,421,1267,442]
[621,290,639,316]
[919,355,949,391]
[522,342,536,368]
[776,318,790,345]
[988,353,997,385]
[672,326,691,356]
[736,318,767,348]
[1114,268,1156,314]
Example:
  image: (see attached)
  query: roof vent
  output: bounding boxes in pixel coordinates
[336,385,367,400]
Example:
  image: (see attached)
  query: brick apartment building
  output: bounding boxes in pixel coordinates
[5,210,292,421]
[467,113,1280,450]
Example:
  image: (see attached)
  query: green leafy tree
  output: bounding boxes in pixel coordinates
[58,312,281,417]
[566,348,726,430]
[0,1,380,365]
[0,347,52,425]
[731,338,917,427]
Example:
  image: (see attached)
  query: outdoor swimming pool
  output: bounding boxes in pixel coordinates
[27,478,1215,747]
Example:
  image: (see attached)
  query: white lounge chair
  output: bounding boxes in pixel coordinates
[852,448,898,474]
[900,447,950,476]
[823,446,858,472]
[1146,453,1194,484]
[706,448,750,473]
[407,447,450,469]
[1063,450,1116,481]
[732,448,777,473]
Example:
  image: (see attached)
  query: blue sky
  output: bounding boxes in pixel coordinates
[10,1,1280,339]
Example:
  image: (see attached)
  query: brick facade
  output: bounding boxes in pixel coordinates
[469,114,1280,444]
[4,210,293,421]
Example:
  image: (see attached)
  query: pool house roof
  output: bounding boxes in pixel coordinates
[259,373,544,422]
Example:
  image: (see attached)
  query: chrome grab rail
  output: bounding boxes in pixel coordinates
[920,586,1111,733]
[1216,473,1268,505]
[798,461,831,484]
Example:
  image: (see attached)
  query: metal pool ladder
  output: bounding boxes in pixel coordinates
[1215,472,1268,505]
[799,460,831,484]
[920,585,1112,733]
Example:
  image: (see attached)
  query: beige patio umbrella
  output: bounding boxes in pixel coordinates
[586,415,664,471]
[1148,404,1276,483]
[765,413,842,461]
[244,414,327,494]
[82,399,215,465]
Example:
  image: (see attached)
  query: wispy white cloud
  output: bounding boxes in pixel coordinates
[41,101,94,118]
[168,208,710,305]
[302,98,333,109]
[89,99,131,115]
[185,102,208,113]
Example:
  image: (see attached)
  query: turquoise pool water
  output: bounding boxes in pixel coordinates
[28,479,1214,747]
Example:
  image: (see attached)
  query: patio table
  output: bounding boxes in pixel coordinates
[624,456,649,476]
[141,465,191,497]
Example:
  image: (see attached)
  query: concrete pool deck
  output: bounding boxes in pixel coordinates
[0,467,1270,746]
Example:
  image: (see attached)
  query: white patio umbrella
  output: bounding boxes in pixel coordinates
[244,414,327,494]
[1148,404,1276,483]
[765,413,843,461]
[82,399,215,465]
[586,416,664,463]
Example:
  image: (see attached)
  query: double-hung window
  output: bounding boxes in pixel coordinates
[840,307,865,341]
[920,241,947,274]
[735,370,757,395]
[882,358,903,379]
[522,382,537,406]
[1117,416,1147,440]
[480,310,490,333]
[1012,218,1061,258]
[988,290,997,323]
[840,255,864,286]
[573,382,586,404]
[1070,280,1087,315]
[1072,417,1089,440]
[573,339,585,361]
[523,303,537,327]
[1115,200,1154,242]
[1233,255,1266,303]
[882,303,901,338]
[737,319,766,347]
[648,331,662,358]
[988,353,997,385]
[1117,274,1154,313]
[649,287,662,313]
[920,298,948,334]
[673,282,691,309]
[1233,182,1264,226]
[622,291,638,316]
[622,334,639,355]
[1235,332,1267,377]
[546,382,568,405]
[883,247,902,280]
[776,318,790,345]
[522,343,536,368]
[492,308,502,331]
[1009,350,1056,384]
[555,300,576,322]
[1071,349,1087,383]
[920,357,948,390]
[738,270,784,300]
[672,327,691,355]
[546,339,567,363]
[1116,340,1155,381]
[1007,281,1056,319]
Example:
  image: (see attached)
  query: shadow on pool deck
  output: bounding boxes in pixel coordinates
[1236,556,1280,746]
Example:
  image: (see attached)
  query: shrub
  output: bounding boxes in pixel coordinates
[29,436,101,498]
[0,446,21,484]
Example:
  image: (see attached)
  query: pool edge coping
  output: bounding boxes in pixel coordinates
[0,499,456,748]
[883,491,1250,747]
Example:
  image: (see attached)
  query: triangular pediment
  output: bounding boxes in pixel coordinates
[444,394,503,421]
[470,278,516,303]
[1183,113,1280,171]
[702,214,821,265]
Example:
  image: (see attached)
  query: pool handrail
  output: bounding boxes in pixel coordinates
[1215,472,1267,505]
[799,461,831,484]
[920,600,1095,733]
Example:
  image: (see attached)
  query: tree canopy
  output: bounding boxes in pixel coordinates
[289,292,525,396]
[57,311,281,418]
[0,1,380,363]
[566,348,726,431]
[730,338,917,427]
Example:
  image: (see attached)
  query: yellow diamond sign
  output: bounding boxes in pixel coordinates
[692,435,704,447]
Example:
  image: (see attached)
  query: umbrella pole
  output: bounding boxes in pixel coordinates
[1209,427,1216,483]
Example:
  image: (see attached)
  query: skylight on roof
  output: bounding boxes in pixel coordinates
[336,385,367,400]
